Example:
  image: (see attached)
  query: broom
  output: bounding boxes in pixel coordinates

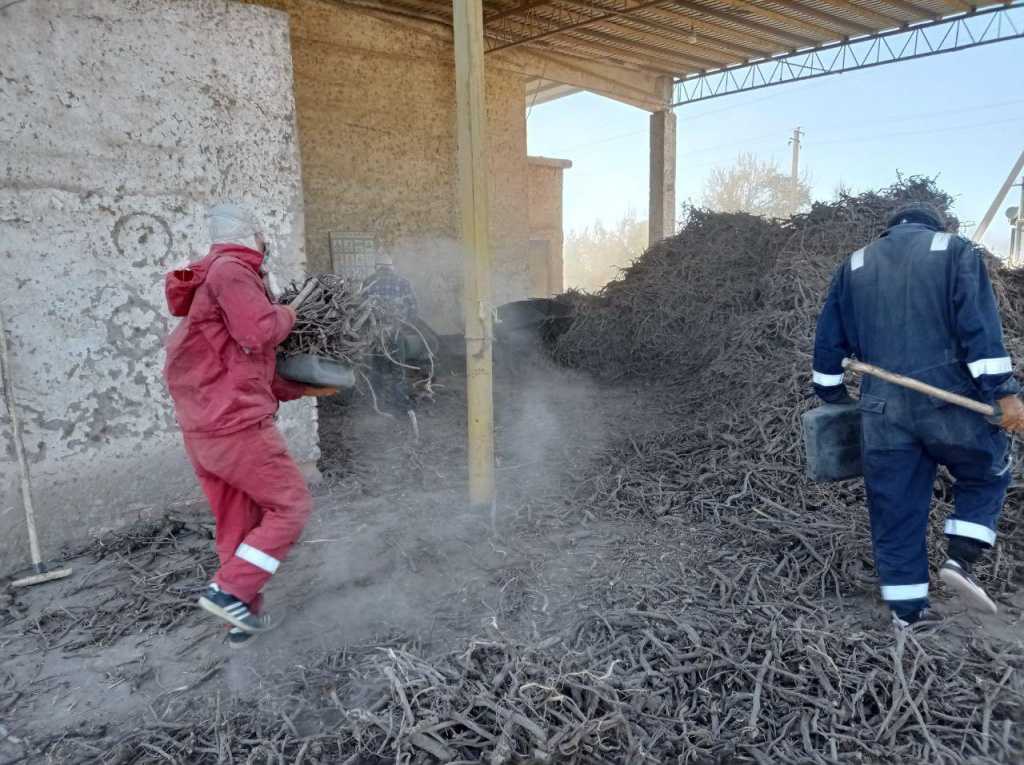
[0,310,72,588]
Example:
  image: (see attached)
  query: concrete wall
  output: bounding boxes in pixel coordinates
[249,0,531,335]
[0,0,314,573]
[527,157,571,297]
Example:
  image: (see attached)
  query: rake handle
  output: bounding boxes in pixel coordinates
[0,309,44,567]
[842,359,999,417]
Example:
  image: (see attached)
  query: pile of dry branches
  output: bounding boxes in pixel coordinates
[21,519,217,653]
[37,597,1024,764]
[278,275,401,367]
[21,180,1024,763]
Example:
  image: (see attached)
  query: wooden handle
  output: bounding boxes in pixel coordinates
[842,359,999,417]
[0,310,44,566]
[288,279,318,311]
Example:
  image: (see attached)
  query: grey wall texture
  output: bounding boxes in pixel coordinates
[248,0,533,335]
[0,0,315,574]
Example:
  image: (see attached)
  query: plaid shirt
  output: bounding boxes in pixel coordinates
[363,268,418,322]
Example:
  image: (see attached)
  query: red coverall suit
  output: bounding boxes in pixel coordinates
[163,243,311,613]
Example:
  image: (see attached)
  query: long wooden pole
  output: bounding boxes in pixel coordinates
[453,0,495,512]
[0,309,44,569]
[842,359,998,417]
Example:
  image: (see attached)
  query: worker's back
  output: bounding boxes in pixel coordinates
[841,222,963,388]
[812,203,1021,630]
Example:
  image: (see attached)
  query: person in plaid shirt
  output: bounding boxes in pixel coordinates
[363,256,418,418]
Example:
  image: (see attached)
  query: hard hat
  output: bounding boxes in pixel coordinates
[376,254,395,269]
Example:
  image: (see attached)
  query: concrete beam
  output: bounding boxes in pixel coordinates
[525,79,581,107]
[496,47,671,111]
[649,108,676,244]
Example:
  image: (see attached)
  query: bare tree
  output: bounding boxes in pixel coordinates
[565,208,649,292]
[701,152,811,218]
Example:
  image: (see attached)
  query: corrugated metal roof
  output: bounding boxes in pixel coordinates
[340,0,995,77]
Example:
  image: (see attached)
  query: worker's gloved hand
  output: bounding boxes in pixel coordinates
[283,305,297,323]
[993,395,1024,432]
[302,386,339,398]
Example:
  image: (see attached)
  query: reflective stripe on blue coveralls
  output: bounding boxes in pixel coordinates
[812,223,1017,613]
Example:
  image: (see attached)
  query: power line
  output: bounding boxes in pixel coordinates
[541,96,1022,157]
[810,114,1023,148]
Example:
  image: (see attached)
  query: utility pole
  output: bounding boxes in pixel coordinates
[973,148,1024,242]
[1013,176,1024,265]
[790,128,803,215]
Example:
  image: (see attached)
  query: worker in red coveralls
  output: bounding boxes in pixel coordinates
[163,203,336,649]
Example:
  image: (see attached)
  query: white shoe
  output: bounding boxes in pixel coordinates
[939,559,997,615]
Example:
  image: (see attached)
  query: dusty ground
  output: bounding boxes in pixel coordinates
[0,361,668,761]
[1,359,1022,763]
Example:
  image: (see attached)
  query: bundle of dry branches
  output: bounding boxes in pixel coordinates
[277,275,401,367]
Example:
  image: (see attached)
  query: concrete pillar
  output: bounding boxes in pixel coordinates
[649,109,677,244]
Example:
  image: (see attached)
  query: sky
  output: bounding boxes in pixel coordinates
[526,35,1024,256]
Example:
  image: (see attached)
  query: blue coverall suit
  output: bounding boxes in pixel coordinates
[812,222,1018,617]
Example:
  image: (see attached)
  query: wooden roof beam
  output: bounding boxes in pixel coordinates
[932,0,976,12]
[871,0,941,20]
[710,0,840,39]
[559,0,835,45]
[542,32,697,74]
[561,26,716,69]
[573,24,732,67]
[810,0,905,29]
[484,0,672,52]
[659,1,819,47]
[492,1,764,59]
[643,5,804,53]
[759,0,877,36]
[588,19,758,63]
[587,12,769,60]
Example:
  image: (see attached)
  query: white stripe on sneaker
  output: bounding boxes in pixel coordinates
[236,543,281,574]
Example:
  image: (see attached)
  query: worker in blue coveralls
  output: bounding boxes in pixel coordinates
[363,255,419,433]
[812,201,1024,628]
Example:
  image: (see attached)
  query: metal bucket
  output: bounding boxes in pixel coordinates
[802,404,863,483]
[276,354,356,389]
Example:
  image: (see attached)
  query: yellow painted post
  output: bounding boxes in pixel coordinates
[453,0,495,512]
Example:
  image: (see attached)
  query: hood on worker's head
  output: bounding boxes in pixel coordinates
[165,243,266,317]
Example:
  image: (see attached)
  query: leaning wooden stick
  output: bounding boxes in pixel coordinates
[842,358,999,417]
[0,309,73,587]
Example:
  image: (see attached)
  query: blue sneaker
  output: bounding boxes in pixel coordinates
[198,584,274,633]
[892,607,945,629]
[224,627,259,650]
